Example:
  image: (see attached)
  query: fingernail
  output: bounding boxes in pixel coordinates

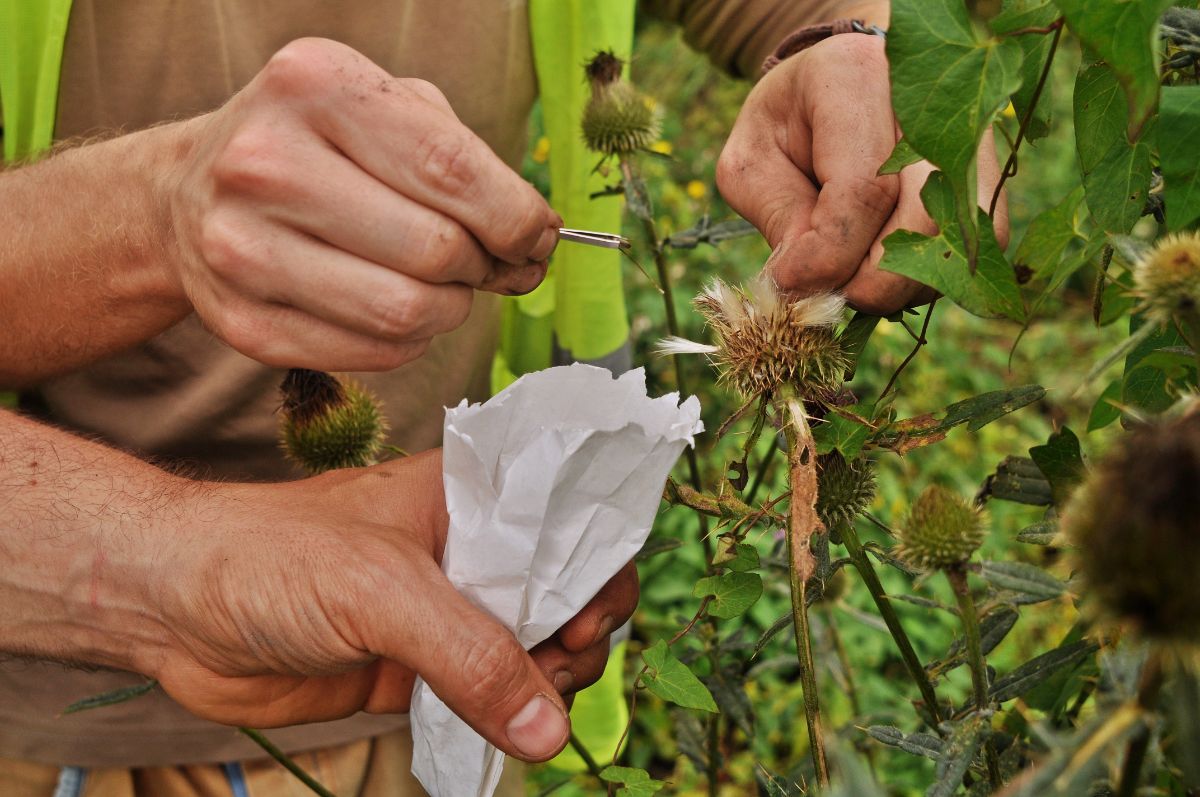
[592,615,615,647]
[552,670,575,693]
[529,225,559,264]
[506,694,569,759]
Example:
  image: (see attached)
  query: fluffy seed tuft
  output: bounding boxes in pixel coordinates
[1133,232,1200,321]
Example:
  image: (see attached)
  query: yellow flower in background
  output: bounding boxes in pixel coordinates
[531,136,550,164]
[1002,102,1017,119]
[649,140,672,156]
[686,180,707,200]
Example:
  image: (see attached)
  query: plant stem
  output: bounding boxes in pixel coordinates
[707,709,721,797]
[878,300,937,404]
[569,732,605,779]
[782,401,829,786]
[1115,649,1166,797]
[839,520,943,726]
[239,727,338,797]
[947,567,1001,789]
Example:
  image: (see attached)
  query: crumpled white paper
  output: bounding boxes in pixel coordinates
[410,363,703,797]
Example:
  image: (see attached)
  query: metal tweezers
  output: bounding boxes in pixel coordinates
[558,227,631,252]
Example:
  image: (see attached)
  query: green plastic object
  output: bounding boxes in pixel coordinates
[0,0,73,162]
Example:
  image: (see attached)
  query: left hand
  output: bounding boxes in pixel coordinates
[717,33,1008,315]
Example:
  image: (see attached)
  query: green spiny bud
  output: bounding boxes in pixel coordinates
[581,51,661,157]
[1064,412,1200,641]
[816,452,877,532]
[894,485,986,571]
[279,369,387,475]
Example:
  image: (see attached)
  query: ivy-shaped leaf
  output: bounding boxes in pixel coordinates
[881,172,1025,322]
[1057,0,1172,139]
[1028,426,1086,505]
[878,137,922,176]
[813,409,874,459]
[718,542,760,573]
[641,640,718,713]
[600,766,666,797]
[888,0,1023,267]
[693,572,763,619]
[992,0,1060,142]
[1158,85,1200,231]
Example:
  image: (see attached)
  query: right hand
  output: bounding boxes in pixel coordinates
[166,38,560,372]
[145,450,637,762]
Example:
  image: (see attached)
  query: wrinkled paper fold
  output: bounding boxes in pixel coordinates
[411,364,703,797]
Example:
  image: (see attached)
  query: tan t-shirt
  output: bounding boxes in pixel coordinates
[0,0,840,769]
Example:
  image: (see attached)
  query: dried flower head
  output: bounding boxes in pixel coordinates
[678,276,847,399]
[581,51,662,157]
[816,451,877,532]
[1063,412,1200,641]
[1133,232,1200,322]
[894,485,986,571]
[279,369,388,474]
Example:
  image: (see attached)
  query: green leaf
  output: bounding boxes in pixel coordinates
[1028,427,1086,504]
[813,409,873,458]
[990,640,1100,702]
[876,385,1045,452]
[1016,520,1059,545]
[1087,379,1122,431]
[1167,663,1200,787]
[1159,85,1200,231]
[930,605,1020,677]
[839,312,882,381]
[866,725,945,760]
[1073,60,1154,234]
[63,680,159,715]
[600,766,666,797]
[881,172,1025,321]
[1057,0,1171,139]
[641,640,718,713]
[878,137,922,175]
[719,542,760,573]
[1013,187,1085,282]
[927,712,992,797]
[636,535,683,561]
[693,572,763,619]
[1123,316,1194,413]
[978,560,1066,602]
[993,0,1059,141]
[888,0,1024,267]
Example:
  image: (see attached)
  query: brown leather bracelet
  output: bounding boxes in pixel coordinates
[761,18,887,75]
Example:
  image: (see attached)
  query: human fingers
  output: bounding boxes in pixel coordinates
[556,562,639,654]
[529,636,613,697]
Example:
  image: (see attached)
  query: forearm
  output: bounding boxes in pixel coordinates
[0,409,182,673]
[0,122,196,389]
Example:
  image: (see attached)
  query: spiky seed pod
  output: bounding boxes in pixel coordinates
[816,452,877,533]
[1133,232,1200,321]
[689,276,848,400]
[279,369,388,475]
[894,485,987,572]
[581,51,662,157]
[1063,412,1200,641]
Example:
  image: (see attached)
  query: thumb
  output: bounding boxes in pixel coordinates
[387,563,571,762]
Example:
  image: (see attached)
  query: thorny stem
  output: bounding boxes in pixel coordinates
[947,568,1001,790]
[879,300,937,404]
[239,728,338,797]
[989,22,1063,219]
[839,520,944,727]
[619,156,712,560]
[782,400,829,786]
[1115,650,1166,797]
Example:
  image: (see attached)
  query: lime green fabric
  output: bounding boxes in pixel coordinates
[0,0,73,163]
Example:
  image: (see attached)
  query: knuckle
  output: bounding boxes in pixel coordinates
[402,78,451,109]
[458,629,529,713]
[261,38,338,97]
[414,131,478,198]
[832,31,887,68]
[715,146,749,201]
[492,197,545,258]
[197,214,257,279]
[212,128,284,195]
[214,308,272,361]
[419,217,471,276]
[365,339,430,372]
[368,291,423,340]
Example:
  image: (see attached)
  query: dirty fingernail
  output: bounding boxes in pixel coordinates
[529,225,559,264]
[506,694,569,760]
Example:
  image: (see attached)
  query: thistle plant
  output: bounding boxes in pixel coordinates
[582,51,663,158]
[278,368,389,475]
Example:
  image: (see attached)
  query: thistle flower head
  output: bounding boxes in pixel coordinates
[688,275,848,399]
[1133,232,1200,321]
[581,51,662,157]
[279,369,388,474]
[1063,411,1200,641]
[816,452,877,532]
[894,485,987,571]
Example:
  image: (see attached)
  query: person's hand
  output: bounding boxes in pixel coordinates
[166,38,560,372]
[145,449,637,762]
[717,34,1008,315]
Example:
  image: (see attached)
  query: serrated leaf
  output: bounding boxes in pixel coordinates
[813,409,873,458]
[641,640,718,713]
[1073,61,1154,234]
[1028,427,1086,505]
[979,560,1065,602]
[1058,0,1172,139]
[927,712,992,797]
[888,0,1024,267]
[878,137,922,175]
[866,725,945,760]
[881,172,1025,321]
[62,680,158,715]
[1160,86,1200,230]
[693,572,763,619]
[990,640,1099,702]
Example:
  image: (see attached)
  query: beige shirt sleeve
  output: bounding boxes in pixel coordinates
[640,0,883,79]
